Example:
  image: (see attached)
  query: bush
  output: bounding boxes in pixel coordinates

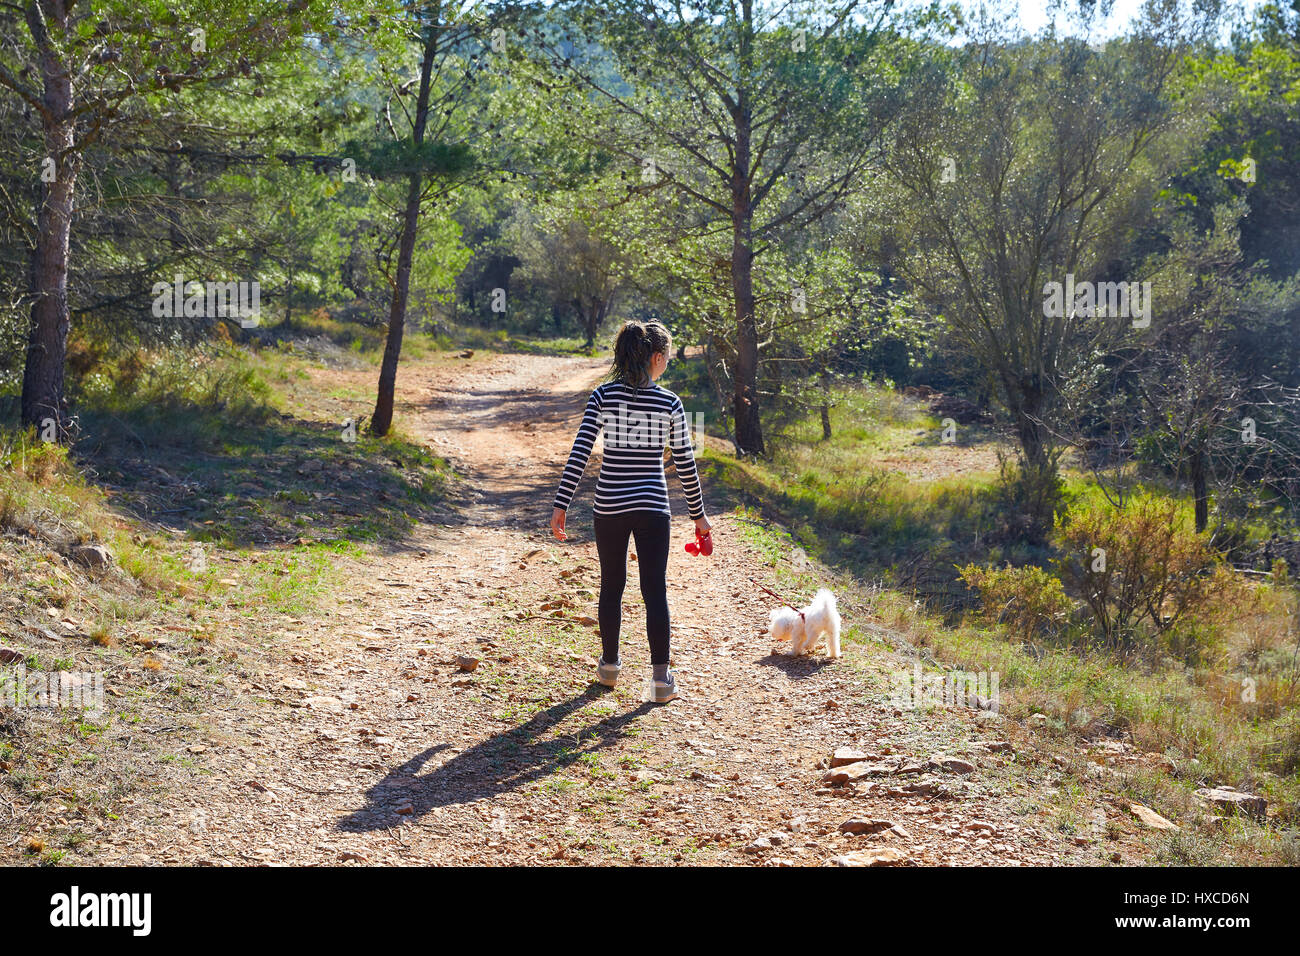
[958,562,1074,645]
[990,452,1066,544]
[1273,558,1290,585]
[0,426,90,539]
[1054,495,1242,654]
[1269,711,1300,777]
[0,428,71,485]
[75,348,275,448]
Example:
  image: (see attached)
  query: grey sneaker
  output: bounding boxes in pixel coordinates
[596,658,621,688]
[651,669,680,703]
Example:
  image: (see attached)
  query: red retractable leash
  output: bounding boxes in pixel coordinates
[750,577,805,621]
[684,528,713,556]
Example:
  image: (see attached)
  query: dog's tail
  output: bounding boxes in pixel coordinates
[813,588,837,615]
[817,589,842,659]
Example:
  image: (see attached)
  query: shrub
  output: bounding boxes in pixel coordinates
[1054,495,1242,654]
[0,426,93,540]
[0,428,71,485]
[76,348,275,448]
[1273,558,1290,586]
[989,451,1066,544]
[958,562,1074,645]
[1269,711,1300,776]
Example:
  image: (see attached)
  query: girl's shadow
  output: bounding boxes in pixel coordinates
[337,685,655,832]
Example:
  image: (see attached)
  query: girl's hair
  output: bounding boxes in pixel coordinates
[609,320,672,387]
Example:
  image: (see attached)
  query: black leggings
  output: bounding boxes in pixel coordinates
[593,510,671,666]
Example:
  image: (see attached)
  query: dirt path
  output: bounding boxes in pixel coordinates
[88,352,1105,866]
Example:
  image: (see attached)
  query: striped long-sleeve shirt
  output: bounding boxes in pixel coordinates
[553,381,705,520]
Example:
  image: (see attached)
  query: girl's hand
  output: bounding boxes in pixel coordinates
[694,515,712,536]
[551,507,568,541]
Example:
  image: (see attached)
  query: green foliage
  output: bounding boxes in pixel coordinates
[990,453,1067,546]
[1054,495,1243,654]
[958,563,1074,646]
[75,348,276,448]
[343,138,475,181]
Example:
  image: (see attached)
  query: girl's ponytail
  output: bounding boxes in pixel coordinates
[609,320,672,388]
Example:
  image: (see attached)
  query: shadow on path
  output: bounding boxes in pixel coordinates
[756,652,836,679]
[337,685,656,832]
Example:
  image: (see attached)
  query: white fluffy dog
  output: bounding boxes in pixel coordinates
[767,589,841,658]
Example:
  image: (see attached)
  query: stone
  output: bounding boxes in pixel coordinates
[929,756,976,775]
[70,544,111,570]
[1195,788,1267,821]
[1086,763,1121,781]
[1128,804,1179,831]
[885,779,947,799]
[828,847,911,867]
[822,761,897,786]
[831,747,875,767]
[304,696,345,711]
[838,819,897,835]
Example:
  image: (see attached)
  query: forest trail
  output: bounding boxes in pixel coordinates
[87,352,1109,866]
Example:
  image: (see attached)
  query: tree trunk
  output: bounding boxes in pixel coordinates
[1011,374,1048,470]
[284,269,294,326]
[582,298,601,349]
[820,370,832,440]
[21,1,77,440]
[1190,446,1209,533]
[576,298,594,348]
[370,14,439,437]
[999,369,1059,541]
[729,11,763,456]
[730,241,763,453]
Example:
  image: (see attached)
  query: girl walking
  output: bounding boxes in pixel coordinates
[550,321,711,703]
